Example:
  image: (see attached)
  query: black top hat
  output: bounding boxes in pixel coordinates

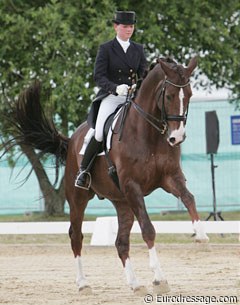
[112,11,136,25]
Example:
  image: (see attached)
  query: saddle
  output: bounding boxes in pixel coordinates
[102,101,131,190]
[84,90,134,190]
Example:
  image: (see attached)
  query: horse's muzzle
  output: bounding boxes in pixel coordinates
[167,131,186,147]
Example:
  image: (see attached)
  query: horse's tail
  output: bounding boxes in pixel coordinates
[13,81,70,164]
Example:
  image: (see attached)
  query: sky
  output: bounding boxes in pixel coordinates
[191,71,231,101]
[192,85,231,101]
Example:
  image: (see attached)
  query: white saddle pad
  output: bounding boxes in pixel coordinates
[79,109,120,155]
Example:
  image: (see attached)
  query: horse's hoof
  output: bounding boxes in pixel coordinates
[133,285,148,296]
[78,285,93,295]
[153,280,170,294]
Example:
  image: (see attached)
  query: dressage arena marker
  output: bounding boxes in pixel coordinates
[0,217,239,245]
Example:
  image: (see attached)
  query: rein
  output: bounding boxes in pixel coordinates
[131,100,167,134]
[131,78,190,134]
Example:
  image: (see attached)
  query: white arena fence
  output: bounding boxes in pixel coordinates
[0,217,239,246]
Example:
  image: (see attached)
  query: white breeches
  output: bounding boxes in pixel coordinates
[94,94,126,142]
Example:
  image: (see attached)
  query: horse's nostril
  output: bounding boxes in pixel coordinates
[169,137,175,144]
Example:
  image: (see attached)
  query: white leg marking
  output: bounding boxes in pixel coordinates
[149,246,166,282]
[75,256,88,289]
[193,220,209,241]
[124,258,139,290]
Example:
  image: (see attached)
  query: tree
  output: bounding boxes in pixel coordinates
[0,0,116,215]
[125,0,240,102]
[0,0,239,214]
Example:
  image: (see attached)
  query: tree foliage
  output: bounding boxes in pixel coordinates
[0,0,239,214]
[0,0,116,133]
[128,0,240,101]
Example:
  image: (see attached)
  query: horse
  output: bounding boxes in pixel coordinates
[12,57,209,295]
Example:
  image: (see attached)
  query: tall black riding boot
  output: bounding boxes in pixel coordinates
[75,137,102,189]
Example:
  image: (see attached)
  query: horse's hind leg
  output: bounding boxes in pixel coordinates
[121,181,170,294]
[68,189,94,293]
[113,200,147,295]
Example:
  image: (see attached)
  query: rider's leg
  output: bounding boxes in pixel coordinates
[75,136,102,189]
[75,95,125,189]
[94,95,126,142]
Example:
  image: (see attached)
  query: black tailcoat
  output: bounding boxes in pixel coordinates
[87,38,147,127]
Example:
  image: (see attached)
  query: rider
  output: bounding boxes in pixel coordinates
[75,10,147,189]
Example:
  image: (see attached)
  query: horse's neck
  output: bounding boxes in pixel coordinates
[133,70,163,123]
[128,90,162,147]
[124,65,165,148]
[137,66,163,110]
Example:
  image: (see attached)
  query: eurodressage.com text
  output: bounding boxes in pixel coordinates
[143,294,238,304]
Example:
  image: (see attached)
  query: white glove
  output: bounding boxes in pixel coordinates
[131,84,137,90]
[116,84,129,96]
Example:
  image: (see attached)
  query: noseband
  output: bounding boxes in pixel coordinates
[131,78,190,134]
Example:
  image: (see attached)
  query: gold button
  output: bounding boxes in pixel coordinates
[130,69,133,72]
[118,69,122,72]
[128,77,131,80]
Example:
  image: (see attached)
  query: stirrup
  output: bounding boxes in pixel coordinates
[74,170,92,190]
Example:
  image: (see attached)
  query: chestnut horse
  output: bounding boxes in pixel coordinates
[12,57,209,294]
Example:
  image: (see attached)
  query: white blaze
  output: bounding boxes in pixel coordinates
[179,89,184,115]
[168,89,186,146]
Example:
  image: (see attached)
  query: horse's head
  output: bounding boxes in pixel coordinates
[157,57,197,146]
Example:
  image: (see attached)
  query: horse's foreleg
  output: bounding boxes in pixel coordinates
[181,190,209,242]
[148,247,170,294]
[163,175,209,242]
[122,180,170,294]
[113,201,143,293]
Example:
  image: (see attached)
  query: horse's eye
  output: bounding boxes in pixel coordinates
[166,95,171,101]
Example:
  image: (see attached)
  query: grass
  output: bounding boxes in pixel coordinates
[0,210,239,222]
[0,233,238,245]
[0,212,95,222]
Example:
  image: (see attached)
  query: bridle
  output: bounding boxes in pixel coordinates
[131,78,190,135]
[160,78,190,122]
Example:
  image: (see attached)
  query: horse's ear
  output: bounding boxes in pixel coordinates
[185,56,198,78]
[158,58,174,78]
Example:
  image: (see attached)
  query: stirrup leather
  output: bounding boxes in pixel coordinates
[74,170,92,190]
